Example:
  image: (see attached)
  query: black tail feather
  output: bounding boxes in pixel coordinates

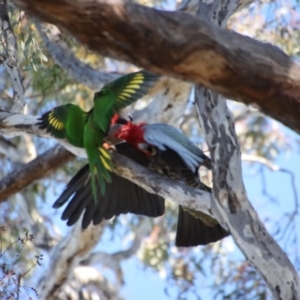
[54,163,165,229]
[53,164,90,208]
[175,206,230,247]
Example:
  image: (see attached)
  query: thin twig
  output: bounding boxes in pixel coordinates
[0,0,25,113]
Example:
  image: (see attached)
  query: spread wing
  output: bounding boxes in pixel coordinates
[53,144,165,229]
[176,206,230,247]
[110,70,159,112]
[37,106,67,139]
[38,104,88,148]
[92,71,159,133]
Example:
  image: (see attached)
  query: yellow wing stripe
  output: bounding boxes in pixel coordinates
[49,118,56,126]
[130,78,144,83]
[117,73,146,101]
[130,80,143,85]
[119,92,132,98]
[49,117,64,130]
[118,95,127,101]
[132,73,144,81]
[126,84,141,90]
[122,88,136,94]
[99,147,110,159]
[100,155,112,171]
[47,110,65,130]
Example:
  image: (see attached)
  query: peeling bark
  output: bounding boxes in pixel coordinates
[196,88,300,300]
[11,0,300,134]
[193,0,300,299]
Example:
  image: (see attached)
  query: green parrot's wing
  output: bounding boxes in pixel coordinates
[113,70,159,111]
[38,104,88,148]
[95,70,159,113]
[91,145,113,198]
[84,123,113,201]
[37,106,68,139]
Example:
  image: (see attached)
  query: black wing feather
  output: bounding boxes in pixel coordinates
[175,206,230,247]
[53,143,165,229]
[37,108,67,139]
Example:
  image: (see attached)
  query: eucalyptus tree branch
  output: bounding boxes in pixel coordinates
[242,153,282,171]
[11,0,300,134]
[0,109,41,137]
[131,76,191,125]
[71,266,124,300]
[0,140,215,222]
[178,0,253,14]
[34,22,119,90]
[83,219,151,266]
[112,152,214,218]
[35,22,191,125]
[35,222,105,300]
[0,0,25,113]
[0,144,74,203]
[193,1,300,299]
[22,134,37,162]
[196,89,300,300]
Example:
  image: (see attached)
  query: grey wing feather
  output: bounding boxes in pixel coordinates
[143,123,211,172]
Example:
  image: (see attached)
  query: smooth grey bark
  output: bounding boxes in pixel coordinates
[194,1,300,299]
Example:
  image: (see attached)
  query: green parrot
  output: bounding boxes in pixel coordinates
[38,70,159,200]
[38,103,87,148]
